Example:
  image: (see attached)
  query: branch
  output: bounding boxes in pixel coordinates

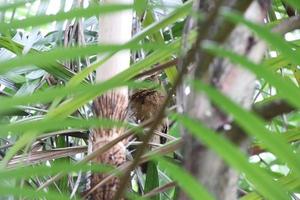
[282,1,296,17]
[132,59,177,80]
[253,100,295,120]
[182,1,273,199]
[272,16,300,35]
[226,100,296,153]
[143,181,176,198]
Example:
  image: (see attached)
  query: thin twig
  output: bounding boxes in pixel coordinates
[143,181,176,198]
[133,59,178,80]
[70,171,82,199]
[8,146,87,168]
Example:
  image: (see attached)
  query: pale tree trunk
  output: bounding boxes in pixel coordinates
[179,1,270,200]
[89,0,133,199]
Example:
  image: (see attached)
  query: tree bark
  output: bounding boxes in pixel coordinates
[180,1,270,200]
[89,0,133,199]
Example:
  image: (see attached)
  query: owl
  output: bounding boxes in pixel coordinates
[129,75,168,146]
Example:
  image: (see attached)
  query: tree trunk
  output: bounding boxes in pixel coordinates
[180,1,270,200]
[89,0,133,199]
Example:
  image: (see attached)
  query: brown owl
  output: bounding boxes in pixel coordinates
[129,75,168,146]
